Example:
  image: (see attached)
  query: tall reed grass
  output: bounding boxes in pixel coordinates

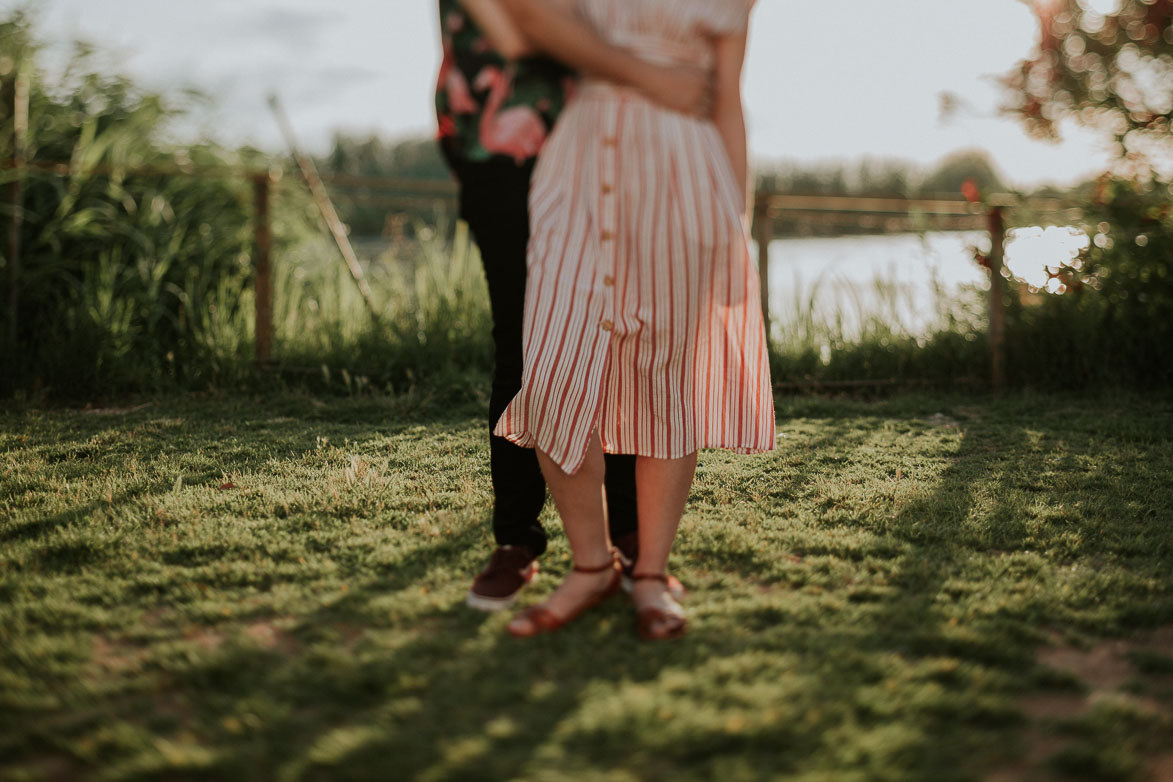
[768,266,989,386]
[271,222,494,399]
[1,12,275,396]
[267,229,991,396]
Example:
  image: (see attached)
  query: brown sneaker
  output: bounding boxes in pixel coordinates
[612,532,686,601]
[466,545,540,612]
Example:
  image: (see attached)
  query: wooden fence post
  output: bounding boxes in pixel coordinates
[7,69,28,357]
[268,95,380,325]
[753,194,772,341]
[987,205,1007,389]
[253,171,273,365]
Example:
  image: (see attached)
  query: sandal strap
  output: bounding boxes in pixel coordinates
[517,605,562,633]
[631,572,669,583]
[573,550,618,574]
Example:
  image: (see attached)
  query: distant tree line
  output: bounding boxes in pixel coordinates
[317,134,1013,237]
[756,149,1008,200]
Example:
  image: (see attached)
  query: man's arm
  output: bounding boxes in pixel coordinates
[460,0,712,117]
[458,0,534,60]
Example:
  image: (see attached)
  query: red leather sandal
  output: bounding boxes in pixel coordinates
[507,553,622,638]
[632,573,687,641]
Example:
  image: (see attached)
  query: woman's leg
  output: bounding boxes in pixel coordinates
[632,452,697,632]
[506,433,617,634]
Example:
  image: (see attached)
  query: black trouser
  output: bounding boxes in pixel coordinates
[454,158,637,557]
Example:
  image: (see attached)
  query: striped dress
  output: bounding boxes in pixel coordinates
[493,0,775,474]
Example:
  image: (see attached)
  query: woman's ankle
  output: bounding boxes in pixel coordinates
[573,549,617,573]
[632,577,672,601]
[632,558,669,579]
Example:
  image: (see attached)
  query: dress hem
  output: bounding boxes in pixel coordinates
[493,427,776,475]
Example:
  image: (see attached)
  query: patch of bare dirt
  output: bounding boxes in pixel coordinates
[1017,692,1088,721]
[985,728,1073,782]
[1137,626,1173,656]
[1037,640,1136,690]
[1149,753,1173,782]
[243,620,299,654]
[182,625,226,651]
[142,607,171,625]
[982,627,1173,781]
[91,636,146,673]
[96,616,301,673]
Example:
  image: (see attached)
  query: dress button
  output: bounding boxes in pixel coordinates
[601,231,613,242]
[602,136,618,147]
[603,275,615,287]
[601,320,613,332]
[601,184,613,195]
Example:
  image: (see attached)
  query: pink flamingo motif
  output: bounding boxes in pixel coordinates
[473,65,547,164]
[438,40,478,114]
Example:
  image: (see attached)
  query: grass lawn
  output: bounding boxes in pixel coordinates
[2,391,1172,782]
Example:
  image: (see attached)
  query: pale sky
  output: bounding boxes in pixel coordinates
[7,0,1118,187]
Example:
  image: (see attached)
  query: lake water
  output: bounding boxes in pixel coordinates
[760,231,992,338]
[381,225,1080,340]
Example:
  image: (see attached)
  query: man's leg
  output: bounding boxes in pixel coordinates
[603,453,638,543]
[458,160,548,609]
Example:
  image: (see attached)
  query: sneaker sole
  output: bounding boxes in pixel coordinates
[465,565,539,612]
[465,591,520,612]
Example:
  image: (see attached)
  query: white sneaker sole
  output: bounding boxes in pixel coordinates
[464,569,539,612]
[465,591,519,612]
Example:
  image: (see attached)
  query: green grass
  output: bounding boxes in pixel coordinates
[2,391,1172,781]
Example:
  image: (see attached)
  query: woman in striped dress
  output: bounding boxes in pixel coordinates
[489,0,774,640]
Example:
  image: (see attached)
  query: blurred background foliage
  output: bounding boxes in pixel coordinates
[997,0,1173,388]
[0,5,1170,399]
[0,10,494,400]
[1001,0,1173,178]
[1003,174,1172,387]
[0,12,287,395]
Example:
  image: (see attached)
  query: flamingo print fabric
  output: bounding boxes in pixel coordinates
[493,0,774,473]
[435,0,572,165]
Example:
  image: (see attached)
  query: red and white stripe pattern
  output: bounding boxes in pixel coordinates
[493,0,773,473]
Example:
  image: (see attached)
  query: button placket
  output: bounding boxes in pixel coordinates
[599,103,620,334]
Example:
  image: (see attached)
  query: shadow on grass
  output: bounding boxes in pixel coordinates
[3,394,1171,780]
[692,397,1173,778]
